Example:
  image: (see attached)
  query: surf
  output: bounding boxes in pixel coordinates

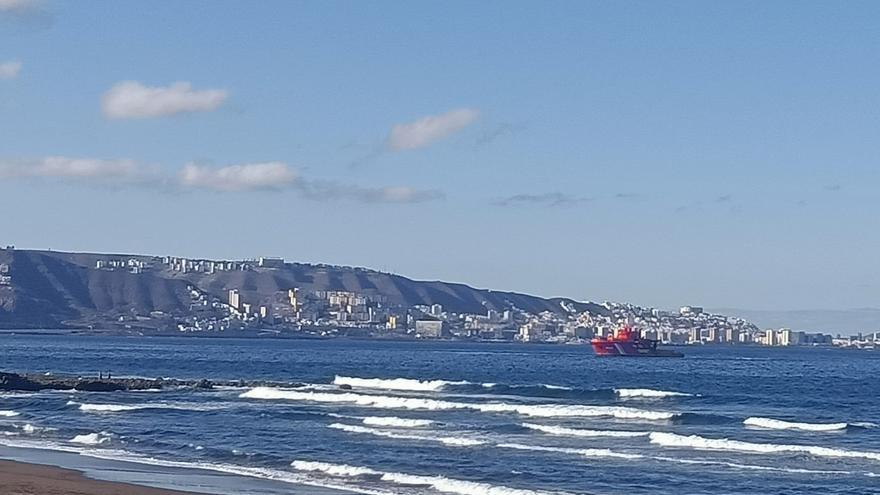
[522,423,650,438]
[291,460,574,495]
[743,417,849,432]
[240,387,677,420]
[333,375,470,391]
[649,432,880,462]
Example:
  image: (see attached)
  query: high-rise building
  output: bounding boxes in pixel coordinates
[430,304,443,316]
[288,289,299,311]
[228,289,241,310]
[725,329,740,344]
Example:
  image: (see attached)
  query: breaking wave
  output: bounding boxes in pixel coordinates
[333,376,469,392]
[498,442,644,460]
[615,389,692,398]
[361,416,434,428]
[72,401,228,413]
[240,387,676,420]
[744,417,849,432]
[522,423,650,438]
[291,460,572,495]
[649,432,880,462]
[0,410,20,417]
[70,432,111,445]
[329,423,485,446]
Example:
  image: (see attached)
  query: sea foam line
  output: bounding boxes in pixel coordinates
[0,437,397,495]
[0,410,20,417]
[329,423,485,447]
[291,460,573,495]
[240,387,676,420]
[361,416,434,428]
[70,432,112,446]
[70,401,229,413]
[498,442,644,460]
[743,417,849,432]
[615,389,692,398]
[333,376,470,392]
[522,423,650,438]
[649,432,880,462]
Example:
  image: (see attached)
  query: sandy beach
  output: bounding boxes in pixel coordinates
[0,460,205,495]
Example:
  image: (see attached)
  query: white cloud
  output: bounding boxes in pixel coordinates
[388,108,480,151]
[0,0,52,26]
[101,81,228,119]
[358,186,443,203]
[0,156,150,182]
[0,156,442,204]
[179,162,298,191]
[299,180,443,204]
[0,60,21,80]
[0,0,39,12]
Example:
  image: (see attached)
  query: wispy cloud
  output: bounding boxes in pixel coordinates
[0,0,39,12]
[475,122,525,147]
[0,156,442,204]
[0,60,21,80]
[0,157,155,183]
[300,181,444,204]
[0,0,52,27]
[179,162,297,191]
[387,108,479,151]
[824,184,841,192]
[613,192,641,199]
[102,81,228,120]
[493,192,591,207]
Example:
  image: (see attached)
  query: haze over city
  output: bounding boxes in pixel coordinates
[2,1,879,311]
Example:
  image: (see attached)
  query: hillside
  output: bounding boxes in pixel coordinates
[0,248,607,329]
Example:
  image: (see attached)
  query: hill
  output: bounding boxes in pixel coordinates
[0,248,607,329]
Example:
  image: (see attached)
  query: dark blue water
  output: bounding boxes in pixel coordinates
[1,336,878,495]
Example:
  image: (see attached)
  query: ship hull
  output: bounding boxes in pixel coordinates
[591,340,683,358]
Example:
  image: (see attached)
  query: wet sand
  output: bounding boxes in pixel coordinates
[0,460,206,495]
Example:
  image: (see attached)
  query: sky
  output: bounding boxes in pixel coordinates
[1,0,878,311]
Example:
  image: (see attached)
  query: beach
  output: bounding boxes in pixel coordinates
[0,460,202,495]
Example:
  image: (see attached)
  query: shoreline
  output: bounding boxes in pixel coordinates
[0,444,355,495]
[0,459,205,495]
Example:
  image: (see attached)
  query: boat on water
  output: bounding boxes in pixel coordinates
[591,325,683,357]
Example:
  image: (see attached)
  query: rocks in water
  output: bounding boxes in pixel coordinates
[194,379,213,390]
[338,384,353,390]
[0,370,310,393]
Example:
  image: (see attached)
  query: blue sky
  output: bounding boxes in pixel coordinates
[1,0,878,310]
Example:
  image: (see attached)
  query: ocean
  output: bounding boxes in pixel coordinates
[0,335,878,495]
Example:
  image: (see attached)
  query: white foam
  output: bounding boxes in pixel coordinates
[540,384,573,390]
[615,388,692,398]
[0,410,20,417]
[652,455,855,475]
[241,387,676,420]
[361,416,434,428]
[744,417,848,432]
[333,376,470,392]
[522,423,650,438]
[70,432,111,445]
[73,402,228,413]
[649,432,880,462]
[498,442,644,460]
[291,460,571,495]
[329,423,485,447]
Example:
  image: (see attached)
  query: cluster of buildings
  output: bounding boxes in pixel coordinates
[80,252,880,348]
[0,263,10,286]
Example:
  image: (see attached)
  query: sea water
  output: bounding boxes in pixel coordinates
[0,335,878,495]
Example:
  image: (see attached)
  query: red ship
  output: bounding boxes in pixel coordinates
[591,326,683,357]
